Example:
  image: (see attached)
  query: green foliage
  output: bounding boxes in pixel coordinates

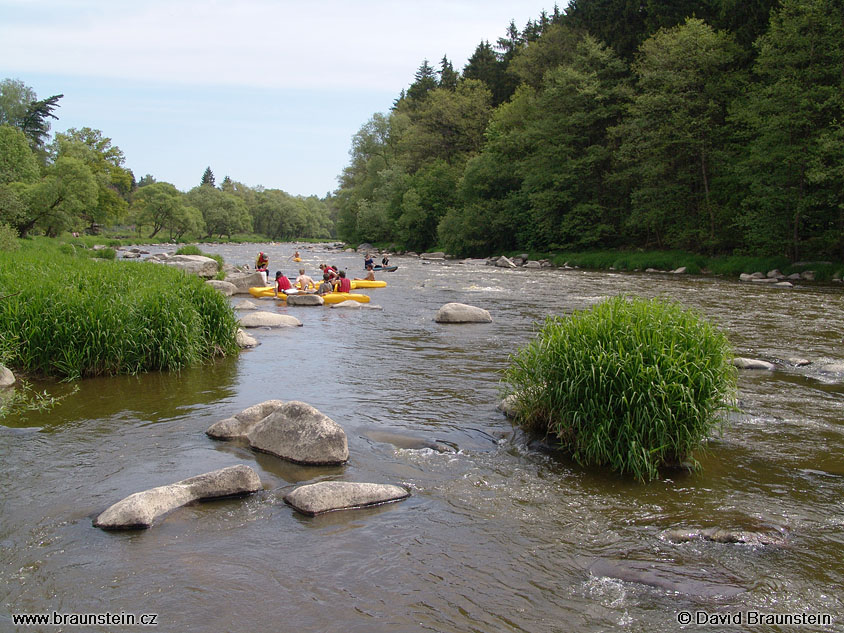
[0,239,239,379]
[0,222,19,251]
[503,296,737,481]
[0,125,41,185]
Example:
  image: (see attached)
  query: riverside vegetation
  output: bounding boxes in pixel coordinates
[0,238,239,381]
[503,296,738,481]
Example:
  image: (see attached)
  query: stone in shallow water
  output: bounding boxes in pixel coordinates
[247,401,349,465]
[434,302,492,323]
[284,481,410,516]
[94,465,262,529]
[731,357,776,371]
[239,311,302,328]
[205,400,286,439]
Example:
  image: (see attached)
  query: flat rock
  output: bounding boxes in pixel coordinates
[206,399,285,439]
[233,299,258,310]
[435,302,492,324]
[330,300,362,309]
[731,357,776,371]
[774,281,793,288]
[239,312,302,328]
[94,465,262,529]
[247,401,349,465]
[0,364,15,387]
[235,328,259,348]
[284,481,410,516]
[207,279,237,296]
[420,251,446,259]
[286,293,324,306]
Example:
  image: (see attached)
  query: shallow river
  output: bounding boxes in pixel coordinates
[2,243,843,633]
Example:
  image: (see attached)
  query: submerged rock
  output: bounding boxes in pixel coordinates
[284,481,410,516]
[819,362,844,375]
[662,526,787,547]
[731,357,776,371]
[233,299,258,310]
[206,400,285,439]
[238,312,302,328]
[588,558,744,598]
[364,429,457,453]
[247,401,349,465]
[235,328,259,349]
[94,464,262,529]
[435,302,492,324]
[330,300,362,309]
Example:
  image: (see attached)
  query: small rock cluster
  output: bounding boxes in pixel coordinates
[94,400,410,529]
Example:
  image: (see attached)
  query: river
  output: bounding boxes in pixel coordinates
[2,243,842,633]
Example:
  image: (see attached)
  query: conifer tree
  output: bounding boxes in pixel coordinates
[200,166,215,187]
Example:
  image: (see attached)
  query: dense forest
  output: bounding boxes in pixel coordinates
[0,83,335,242]
[335,0,844,262]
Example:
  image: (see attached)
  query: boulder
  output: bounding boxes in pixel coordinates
[152,254,219,278]
[330,300,362,309]
[788,273,802,280]
[524,260,542,269]
[246,401,349,465]
[235,328,259,349]
[284,481,410,516]
[94,465,262,529]
[286,293,324,306]
[206,399,286,439]
[233,299,258,310]
[0,364,15,387]
[766,269,784,279]
[206,279,237,296]
[497,394,519,418]
[774,281,793,288]
[121,251,141,259]
[420,251,446,260]
[751,272,766,279]
[671,266,687,274]
[495,256,517,268]
[435,303,492,324]
[731,357,776,370]
[225,271,268,294]
[739,273,754,282]
[788,358,811,367]
[238,312,302,328]
[800,270,815,281]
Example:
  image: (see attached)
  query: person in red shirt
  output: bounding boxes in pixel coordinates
[335,270,351,293]
[274,271,292,296]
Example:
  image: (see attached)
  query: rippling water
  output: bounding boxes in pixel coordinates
[2,243,843,632]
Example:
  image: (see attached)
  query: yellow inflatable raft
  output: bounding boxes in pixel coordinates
[350,280,387,289]
[247,287,370,304]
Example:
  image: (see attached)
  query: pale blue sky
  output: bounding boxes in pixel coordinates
[1,0,555,197]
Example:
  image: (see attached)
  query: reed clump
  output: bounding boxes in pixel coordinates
[0,239,239,380]
[503,295,737,482]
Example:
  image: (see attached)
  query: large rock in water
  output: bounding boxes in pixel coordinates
[93,465,262,529]
[286,293,324,306]
[206,400,285,439]
[206,279,237,296]
[247,401,349,465]
[225,271,267,294]
[235,328,259,349]
[239,312,302,328]
[152,254,219,278]
[731,357,776,370]
[284,481,410,516]
[435,302,492,324]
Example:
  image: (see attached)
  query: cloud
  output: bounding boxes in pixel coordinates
[1,0,544,91]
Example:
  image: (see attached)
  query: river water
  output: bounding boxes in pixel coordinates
[2,243,842,633]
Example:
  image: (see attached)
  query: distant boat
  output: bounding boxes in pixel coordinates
[371,265,398,272]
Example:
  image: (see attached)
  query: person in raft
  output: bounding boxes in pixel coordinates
[295,268,316,292]
[274,271,292,296]
[255,252,269,284]
[319,263,338,281]
[363,253,374,269]
[334,269,352,293]
[381,255,390,267]
[355,265,376,282]
[317,273,334,296]
[289,250,301,261]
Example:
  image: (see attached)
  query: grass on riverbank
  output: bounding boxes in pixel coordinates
[503,296,738,482]
[0,238,239,380]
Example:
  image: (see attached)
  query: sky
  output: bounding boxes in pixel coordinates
[1,0,558,197]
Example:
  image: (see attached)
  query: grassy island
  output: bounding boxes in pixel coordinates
[503,296,738,482]
[0,238,239,380]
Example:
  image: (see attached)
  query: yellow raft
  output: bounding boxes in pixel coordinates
[247,286,370,303]
[350,280,387,289]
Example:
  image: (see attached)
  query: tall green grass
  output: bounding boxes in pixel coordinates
[0,239,239,379]
[503,295,737,482]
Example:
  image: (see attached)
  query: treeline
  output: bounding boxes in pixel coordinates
[334,0,844,262]
[0,79,334,242]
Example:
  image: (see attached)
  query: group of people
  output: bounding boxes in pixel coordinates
[256,250,384,297]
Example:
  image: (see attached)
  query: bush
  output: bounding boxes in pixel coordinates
[0,223,19,251]
[503,295,737,481]
[0,240,239,379]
